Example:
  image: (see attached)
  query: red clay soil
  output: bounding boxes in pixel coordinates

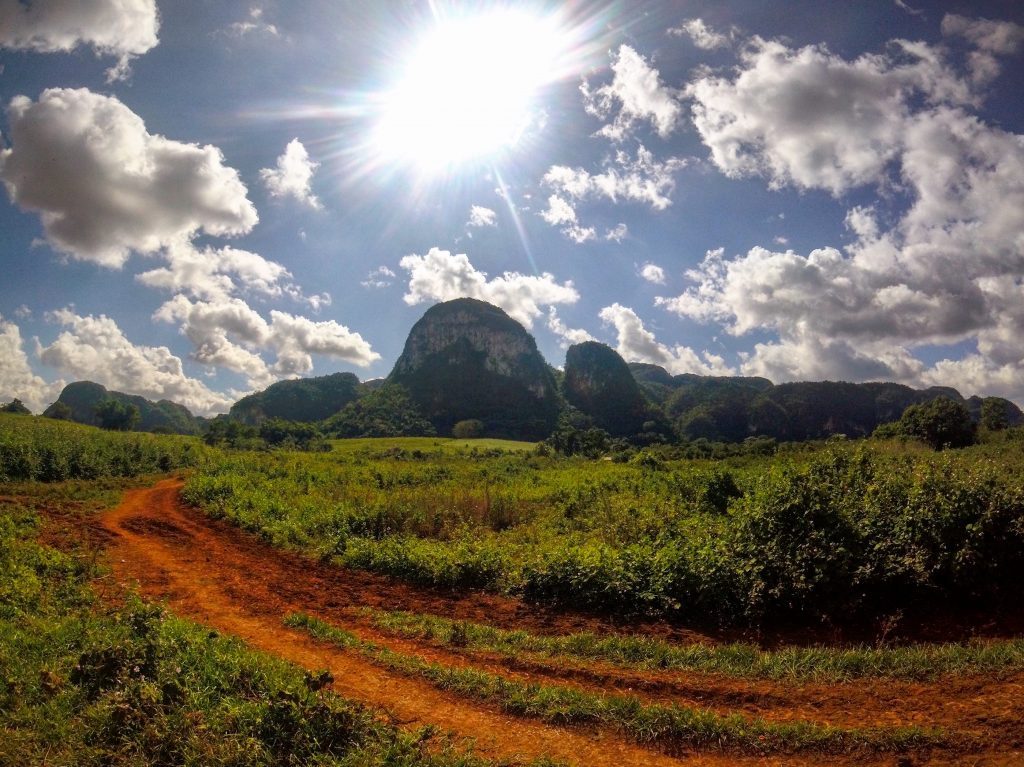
[97,478,1024,766]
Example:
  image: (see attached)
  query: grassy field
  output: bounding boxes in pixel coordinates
[182,427,1024,628]
[3,414,1024,764]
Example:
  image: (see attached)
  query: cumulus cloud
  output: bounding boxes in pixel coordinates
[260,139,322,210]
[399,247,579,328]
[0,0,159,81]
[599,303,733,376]
[37,309,233,415]
[0,316,64,412]
[640,263,666,284]
[581,45,682,141]
[154,295,379,388]
[0,88,257,267]
[942,13,1024,84]
[543,145,687,212]
[135,240,294,302]
[668,19,733,50]
[662,27,1024,400]
[546,307,596,348]
[226,7,279,38]
[686,37,976,195]
[605,223,628,242]
[539,195,595,243]
[466,205,497,228]
[361,265,396,289]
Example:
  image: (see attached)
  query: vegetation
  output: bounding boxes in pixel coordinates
[875,396,977,449]
[229,371,363,425]
[0,480,541,767]
[1,398,31,415]
[94,398,141,431]
[43,381,201,435]
[365,609,1024,682]
[182,433,1024,627]
[452,419,485,439]
[286,614,943,756]
[0,413,206,482]
[323,383,436,438]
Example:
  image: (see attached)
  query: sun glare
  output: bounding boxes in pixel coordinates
[373,10,565,171]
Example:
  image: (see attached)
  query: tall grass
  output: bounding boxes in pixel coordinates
[286,613,947,756]
[366,608,1024,682]
[0,413,208,482]
[184,438,1024,627]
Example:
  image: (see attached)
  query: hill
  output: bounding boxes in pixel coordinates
[229,372,362,425]
[42,381,200,435]
[627,364,1023,442]
[562,342,656,437]
[389,298,560,440]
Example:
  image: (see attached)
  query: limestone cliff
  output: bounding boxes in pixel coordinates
[389,298,559,439]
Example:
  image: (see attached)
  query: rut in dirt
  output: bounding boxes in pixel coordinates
[98,478,1024,766]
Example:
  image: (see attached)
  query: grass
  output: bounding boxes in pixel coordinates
[184,437,1024,628]
[0,475,555,766]
[285,613,948,757]
[364,608,1024,682]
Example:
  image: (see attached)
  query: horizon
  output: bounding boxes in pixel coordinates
[3,0,1024,416]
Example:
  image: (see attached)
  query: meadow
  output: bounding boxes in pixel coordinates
[3,412,1024,765]
[181,431,1024,629]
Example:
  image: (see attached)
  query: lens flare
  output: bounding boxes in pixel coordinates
[372,9,565,171]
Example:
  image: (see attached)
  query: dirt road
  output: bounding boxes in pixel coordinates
[97,478,1024,766]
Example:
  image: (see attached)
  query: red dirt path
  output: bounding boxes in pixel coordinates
[96,478,1024,766]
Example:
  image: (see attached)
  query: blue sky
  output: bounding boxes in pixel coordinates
[2,0,1023,414]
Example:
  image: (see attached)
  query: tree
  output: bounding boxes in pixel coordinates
[1,398,31,415]
[94,399,140,431]
[981,397,1011,432]
[45,401,73,420]
[452,419,485,439]
[895,397,976,450]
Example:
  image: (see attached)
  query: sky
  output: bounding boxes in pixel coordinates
[2,0,1024,415]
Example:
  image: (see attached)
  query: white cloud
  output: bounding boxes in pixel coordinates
[546,307,595,348]
[400,247,579,328]
[605,223,628,242]
[668,19,733,50]
[599,303,733,376]
[466,205,497,228]
[581,45,682,141]
[226,7,279,38]
[544,145,687,212]
[38,309,233,415]
[942,15,1024,86]
[135,240,294,302]
[0,316,63,412]
[13,305,31,319]
[665,27,1024,401]
[686,37,974,195]
[640,263,666,284]
[260,139,321,210]
[539,195,595,244]
[0,0,159,81]
[154,294,379,388]
[361,265,396,289]
[0,88,257,268]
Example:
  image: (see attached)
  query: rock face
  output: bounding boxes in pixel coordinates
[389,298,559,439]
[563,342,651,437]
[43,381,200,434]
[229,372,361,425]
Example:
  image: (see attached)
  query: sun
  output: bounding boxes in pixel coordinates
[373,9,566,171]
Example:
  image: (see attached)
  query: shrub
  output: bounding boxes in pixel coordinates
[452,419,485,439]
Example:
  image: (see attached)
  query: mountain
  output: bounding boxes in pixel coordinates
[627,364,1023,442]
[562,342,653,437]
[229,372,362,425]
[388,298,560,439]
[43,381,200,434]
